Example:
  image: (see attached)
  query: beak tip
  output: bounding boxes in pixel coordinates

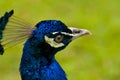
[79,29,92,36]
[85,30,92,35]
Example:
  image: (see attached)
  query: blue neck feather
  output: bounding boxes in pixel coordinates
[20,37,67,80]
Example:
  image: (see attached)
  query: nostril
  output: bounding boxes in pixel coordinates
[69,27,82,34]
[73,30,81,34]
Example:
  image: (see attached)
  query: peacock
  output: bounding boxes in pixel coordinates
[0,10,91,80]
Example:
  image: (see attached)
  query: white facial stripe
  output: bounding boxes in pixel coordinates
[52,32,75,36]
[52,32,58,35]
[61,32,75,36]
[44,36,64,48]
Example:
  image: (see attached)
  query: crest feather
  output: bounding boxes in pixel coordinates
[0,10,35,54]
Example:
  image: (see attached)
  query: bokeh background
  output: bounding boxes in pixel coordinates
[0,0,120,80]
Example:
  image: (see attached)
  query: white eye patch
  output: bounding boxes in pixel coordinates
[44,35,64,48]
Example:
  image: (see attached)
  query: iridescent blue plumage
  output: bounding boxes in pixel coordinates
[0,10,91,80]
[20,20,72,80]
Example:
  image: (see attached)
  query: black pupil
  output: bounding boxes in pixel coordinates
[55,35,63,43]
[57,36,61,40]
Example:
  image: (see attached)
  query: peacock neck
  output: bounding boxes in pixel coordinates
[20,37,67,80]
[25,37,56,57]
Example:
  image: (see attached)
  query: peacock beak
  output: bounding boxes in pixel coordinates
[69,27,92,40]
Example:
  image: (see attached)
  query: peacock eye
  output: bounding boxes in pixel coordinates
[54,35,64,43]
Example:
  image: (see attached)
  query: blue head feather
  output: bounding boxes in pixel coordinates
[32,20,72,42]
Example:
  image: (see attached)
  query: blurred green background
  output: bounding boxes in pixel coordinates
[0,0,120,80]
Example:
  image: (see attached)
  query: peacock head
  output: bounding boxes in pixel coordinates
[32,20,91,51]
[0,10,91,56]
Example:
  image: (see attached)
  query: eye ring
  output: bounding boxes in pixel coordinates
[54,35,64,43]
